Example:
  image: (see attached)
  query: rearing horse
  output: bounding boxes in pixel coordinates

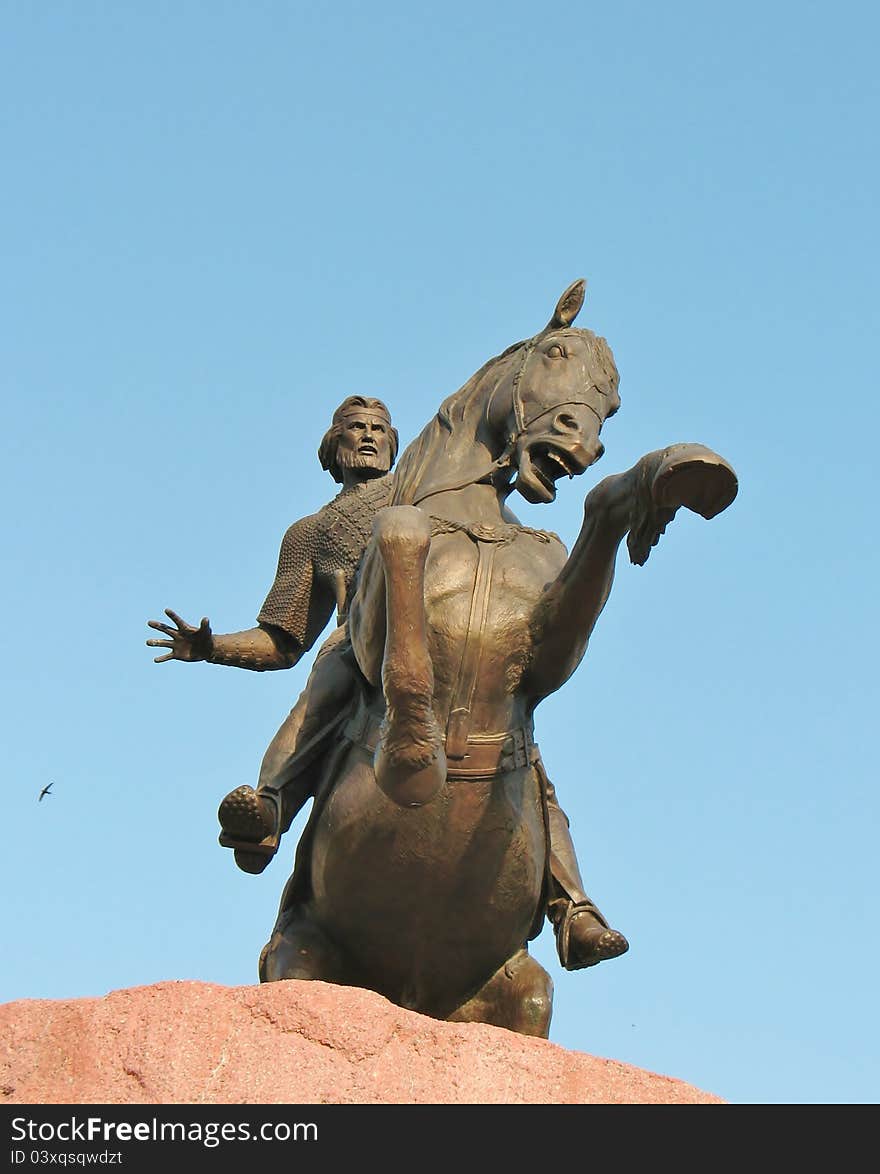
[260,280,737,1036]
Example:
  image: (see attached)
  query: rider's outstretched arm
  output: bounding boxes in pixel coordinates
[209,623,303,671]
[148,514,338,672]
[147,610,306,671]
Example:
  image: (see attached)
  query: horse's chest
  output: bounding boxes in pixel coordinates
[424,533,562,692]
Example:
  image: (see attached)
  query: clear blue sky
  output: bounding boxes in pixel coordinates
[2,2,877,1106]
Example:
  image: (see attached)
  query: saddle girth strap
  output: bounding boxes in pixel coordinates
[445,534,497,760]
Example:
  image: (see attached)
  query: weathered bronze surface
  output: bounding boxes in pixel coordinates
[148,280,737,1037]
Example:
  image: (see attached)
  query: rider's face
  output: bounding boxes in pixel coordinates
[336,413,392,482]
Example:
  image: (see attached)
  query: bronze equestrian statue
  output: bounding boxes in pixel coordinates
[148,280,736,1037]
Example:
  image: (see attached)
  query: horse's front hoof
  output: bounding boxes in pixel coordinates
[627,444,738,566]
[651,443,738,520]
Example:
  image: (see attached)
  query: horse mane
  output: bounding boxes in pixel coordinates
[390,339,527,506]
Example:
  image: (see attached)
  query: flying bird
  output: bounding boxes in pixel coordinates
[38,782,54,802]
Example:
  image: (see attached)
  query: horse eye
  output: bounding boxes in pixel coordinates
[547,344,565,359]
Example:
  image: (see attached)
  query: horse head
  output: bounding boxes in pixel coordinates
[487,279,621,505]
[391,280,621,509]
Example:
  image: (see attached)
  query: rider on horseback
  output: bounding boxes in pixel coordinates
[147,394,628,972]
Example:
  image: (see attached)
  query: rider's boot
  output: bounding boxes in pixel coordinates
[218,783,289,875]
[626,443,738,567]
[217,698,315,875]
[544,776,629,970]
[548,891,630,971]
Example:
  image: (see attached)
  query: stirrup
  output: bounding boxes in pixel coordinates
[555,901,630,971]
[217,785,280,874]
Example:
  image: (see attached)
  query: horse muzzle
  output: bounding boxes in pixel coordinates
[514,436,603,503]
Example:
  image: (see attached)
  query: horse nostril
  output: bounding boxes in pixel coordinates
[593,441,605,462]
[556,413,579,432]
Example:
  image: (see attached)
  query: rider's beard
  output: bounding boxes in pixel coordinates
[338,450,389,480]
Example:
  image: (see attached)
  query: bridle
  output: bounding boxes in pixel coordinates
[412,331,606,507]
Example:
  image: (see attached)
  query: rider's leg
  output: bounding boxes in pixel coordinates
[218,627,357,872]
[541,769,630,971]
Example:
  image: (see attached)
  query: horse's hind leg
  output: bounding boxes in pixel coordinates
[259,909,350,986]
[447,949,554,1038]
[351,505,447,807]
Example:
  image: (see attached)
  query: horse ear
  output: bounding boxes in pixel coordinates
[548,279,586,329]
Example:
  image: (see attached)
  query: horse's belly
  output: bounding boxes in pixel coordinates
[309,752,545,1011]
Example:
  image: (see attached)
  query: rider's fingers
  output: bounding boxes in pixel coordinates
[147,620,175,636]
[164,608,190,630]
[153,652,174,663]
[198,617,211,632]
[146,639,173,649]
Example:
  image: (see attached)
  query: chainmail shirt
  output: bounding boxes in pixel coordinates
[257,473,394,649]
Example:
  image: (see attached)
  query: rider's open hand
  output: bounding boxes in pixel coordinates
[146,609,214,663]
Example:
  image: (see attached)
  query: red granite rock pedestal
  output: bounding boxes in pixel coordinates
[1,979,724,1105]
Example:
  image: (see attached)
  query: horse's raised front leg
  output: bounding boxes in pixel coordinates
[349,506,447,807]
[527,443,737,702]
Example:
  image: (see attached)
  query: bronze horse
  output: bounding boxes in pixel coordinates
[260,280,737,1036]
